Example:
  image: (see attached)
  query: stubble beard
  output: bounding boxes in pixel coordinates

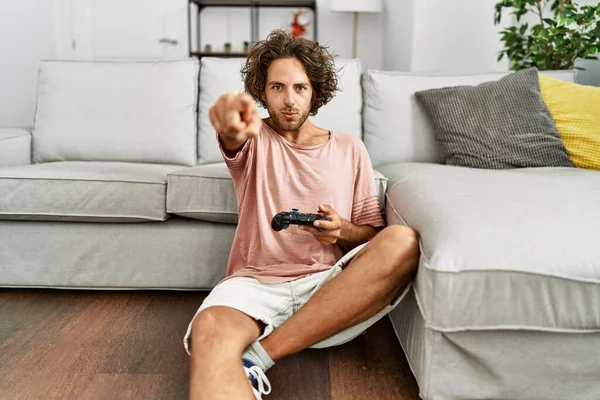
[267,106,310,133]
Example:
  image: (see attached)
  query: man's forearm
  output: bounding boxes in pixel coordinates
[219,134,248,158]
[338,219,378,252]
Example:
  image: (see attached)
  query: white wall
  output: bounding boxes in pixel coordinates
[383,0,414,71]
[409,0,509,74]
[350,7,384,72]
[0,0,56,128]
[382,0,510,73]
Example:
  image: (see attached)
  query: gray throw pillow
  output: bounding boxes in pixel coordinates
[414,68,574,169]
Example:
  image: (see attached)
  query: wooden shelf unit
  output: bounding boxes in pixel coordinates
[188,0,317,58]
[190,0,315,6]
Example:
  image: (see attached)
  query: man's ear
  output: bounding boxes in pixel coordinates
[310,92,317,114]
[260,92,269,109]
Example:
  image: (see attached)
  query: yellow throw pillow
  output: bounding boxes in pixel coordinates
[539,74,600,170]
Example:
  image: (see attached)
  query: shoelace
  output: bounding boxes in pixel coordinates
[244,365,272,399]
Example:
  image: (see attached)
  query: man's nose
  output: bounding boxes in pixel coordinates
[283,89,295,107]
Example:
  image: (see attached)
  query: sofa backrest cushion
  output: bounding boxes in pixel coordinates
[362,69,576,168]
[33,59,199,166]
[197,57,362,164]
[539,74,600,171]
[414,68,573,169]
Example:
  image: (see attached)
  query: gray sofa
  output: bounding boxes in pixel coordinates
[1,58,599,399]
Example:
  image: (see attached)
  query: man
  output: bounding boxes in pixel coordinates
[184,30,419,399]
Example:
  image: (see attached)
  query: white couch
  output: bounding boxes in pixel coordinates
[1,58,598,399]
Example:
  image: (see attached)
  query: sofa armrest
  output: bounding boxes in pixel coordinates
[0,128,32,167]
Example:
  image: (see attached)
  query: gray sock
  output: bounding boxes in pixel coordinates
[242,341,275,372]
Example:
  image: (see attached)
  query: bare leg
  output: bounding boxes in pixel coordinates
[260,225,419,361]
[189,306,262,400]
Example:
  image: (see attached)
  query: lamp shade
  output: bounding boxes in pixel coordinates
[330,0,383,13]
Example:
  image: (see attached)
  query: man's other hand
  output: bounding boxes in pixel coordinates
[299,204,343,245]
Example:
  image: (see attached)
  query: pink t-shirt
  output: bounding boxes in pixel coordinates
[219,121,384,283]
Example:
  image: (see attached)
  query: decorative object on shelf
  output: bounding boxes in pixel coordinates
[494,0,600,71]
[204,44,212,53]
[243,41,250,53]
[224,42,232,53]
[290,9,310,37]
[330,0,383,58]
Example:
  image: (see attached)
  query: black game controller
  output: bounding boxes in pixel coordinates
[271,209,328,232]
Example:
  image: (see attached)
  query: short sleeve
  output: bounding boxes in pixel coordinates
[352,142,385,228]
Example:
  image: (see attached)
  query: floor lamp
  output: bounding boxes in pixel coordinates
[330,0,383,59]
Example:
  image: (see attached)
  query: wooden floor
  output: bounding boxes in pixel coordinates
[0,289,420,400]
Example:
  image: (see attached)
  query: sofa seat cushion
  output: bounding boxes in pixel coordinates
[0,162,183,222]
[167,163,389,224]
[167,163,238,224]
[379,162,600,332]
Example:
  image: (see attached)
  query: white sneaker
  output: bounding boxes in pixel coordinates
[243,362,271,399]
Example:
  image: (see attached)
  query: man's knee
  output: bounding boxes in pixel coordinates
[378,225,418,253]
[372,225,420,275]
[190,306,260,355]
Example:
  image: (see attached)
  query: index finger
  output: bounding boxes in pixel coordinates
[317,204,336,216]
[223,107,246,133]
[236,94,256,121]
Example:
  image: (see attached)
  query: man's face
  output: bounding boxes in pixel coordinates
[263,57,313,132]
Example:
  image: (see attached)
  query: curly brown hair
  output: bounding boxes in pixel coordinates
[241,29,340,116]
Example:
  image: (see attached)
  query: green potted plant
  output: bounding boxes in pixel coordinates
[494,0,600,70]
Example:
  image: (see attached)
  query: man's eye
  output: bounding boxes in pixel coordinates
[296,86,306,91]
[273,85,282,90]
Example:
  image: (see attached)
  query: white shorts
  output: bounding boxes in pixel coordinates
[183,242,410,355]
